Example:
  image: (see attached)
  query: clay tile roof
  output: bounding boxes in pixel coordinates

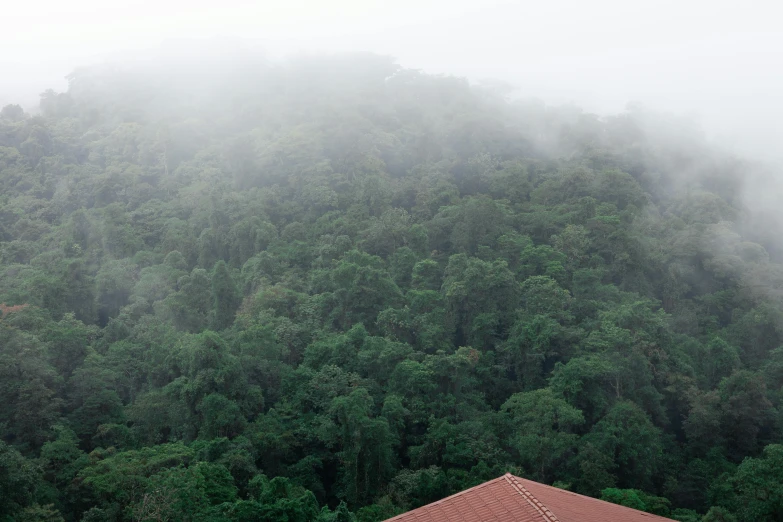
[385,474,676,522]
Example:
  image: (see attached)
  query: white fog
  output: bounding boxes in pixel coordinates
[2,0,781,162]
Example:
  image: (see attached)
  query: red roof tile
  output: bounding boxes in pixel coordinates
[511,476,674,522]
[385,474,676,522]
[385,475,555,522]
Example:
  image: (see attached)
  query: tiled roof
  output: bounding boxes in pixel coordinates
[385,474,675,522]
[385,474,557,522]
[512,476,674,522]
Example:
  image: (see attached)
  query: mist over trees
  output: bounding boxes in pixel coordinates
[1,51,783,521]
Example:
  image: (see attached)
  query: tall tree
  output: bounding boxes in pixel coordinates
[211,260,240,331]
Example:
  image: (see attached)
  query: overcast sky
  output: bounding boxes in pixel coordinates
[2,0,781,161]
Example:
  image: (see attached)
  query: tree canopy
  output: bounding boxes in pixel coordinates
[0,51,781,521]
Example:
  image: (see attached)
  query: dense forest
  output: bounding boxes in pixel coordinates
[1,52,783,522]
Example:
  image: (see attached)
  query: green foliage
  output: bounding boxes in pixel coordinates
[211,260,240,330]
[712,444,783,521]
[14,504,65,522]
[1,50,782,520]
[129,462,237,521]
[601,487,672,516]
[0,327,63,448]
[601,488,647,511]
[701,506,738,522]
[0,441,43,520]
[670,509,702,522]
[580,401,663,490]
[501,389,583,481]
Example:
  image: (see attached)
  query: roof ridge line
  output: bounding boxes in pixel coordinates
[504,473,562,522]
[511,475,674,520]
[383,475,510,521]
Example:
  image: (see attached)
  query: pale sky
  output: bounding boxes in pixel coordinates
[2,0,782,161]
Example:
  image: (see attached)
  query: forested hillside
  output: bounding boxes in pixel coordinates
[2,52,783,522]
